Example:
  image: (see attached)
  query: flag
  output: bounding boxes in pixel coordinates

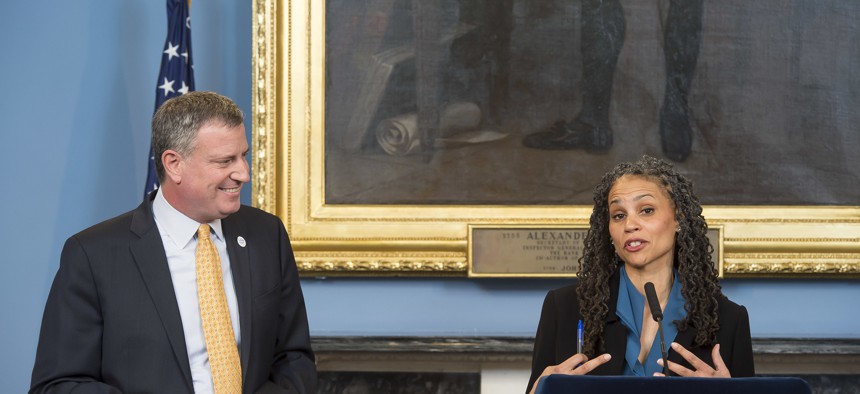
[145,0,195,197]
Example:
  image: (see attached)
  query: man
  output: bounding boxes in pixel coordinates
[31,92,317,393]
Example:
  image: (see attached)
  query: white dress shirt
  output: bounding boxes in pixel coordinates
[152,189,242,394]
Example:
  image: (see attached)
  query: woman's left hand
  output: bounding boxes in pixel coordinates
[653,342,731,378]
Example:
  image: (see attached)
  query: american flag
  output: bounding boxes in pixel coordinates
[145,0,195,197]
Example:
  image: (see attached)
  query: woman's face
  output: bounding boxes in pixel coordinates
[607,175,679,272]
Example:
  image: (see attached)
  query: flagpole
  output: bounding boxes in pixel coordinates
[145,0,196,198]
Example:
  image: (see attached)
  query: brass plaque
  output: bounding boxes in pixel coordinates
[468,225,723,277]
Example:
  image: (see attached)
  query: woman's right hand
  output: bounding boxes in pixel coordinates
[529,353,612,394]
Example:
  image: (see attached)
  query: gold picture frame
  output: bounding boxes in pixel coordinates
[251,0,860,277]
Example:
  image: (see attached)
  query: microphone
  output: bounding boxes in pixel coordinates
[644,282,668,375]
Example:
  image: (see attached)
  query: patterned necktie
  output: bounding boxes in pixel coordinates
[196,224,242,393]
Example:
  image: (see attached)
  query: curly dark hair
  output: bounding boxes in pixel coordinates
[576,155,722,357]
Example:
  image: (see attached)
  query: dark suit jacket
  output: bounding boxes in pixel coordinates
[527,271,754,392]
[31,195,317,393]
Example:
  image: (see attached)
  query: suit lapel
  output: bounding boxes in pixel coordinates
[595,270,627,374]
[223,212,253,383]
[667,324,699,376]
[128,199,194,389]
[593,269,705,376]
[671,327,696,356]
[601,319,628,373]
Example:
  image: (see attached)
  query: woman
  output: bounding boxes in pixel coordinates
[527,156,754,393]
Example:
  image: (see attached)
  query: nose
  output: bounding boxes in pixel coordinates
[624,216,640,233]
[232,157,251,183]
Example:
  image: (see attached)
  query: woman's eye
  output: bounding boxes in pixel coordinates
[642,207,654,214]
[611,213,625,220]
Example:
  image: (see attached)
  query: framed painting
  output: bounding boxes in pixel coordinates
[251,0,860,277]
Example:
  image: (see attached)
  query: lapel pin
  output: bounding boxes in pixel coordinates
[237,236,247,247]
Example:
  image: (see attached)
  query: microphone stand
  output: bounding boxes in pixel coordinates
[656,316,668,375]
[645,282,669,375]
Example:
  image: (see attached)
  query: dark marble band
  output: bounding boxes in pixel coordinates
[313,336,860,357]
[313,336,860,393]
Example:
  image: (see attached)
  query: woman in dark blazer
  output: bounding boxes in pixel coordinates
[527,156,754,393]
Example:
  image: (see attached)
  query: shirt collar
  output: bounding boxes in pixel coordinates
[616,266,686,326]
[152,188,224,249]
[616,266,644,338]
[616,266,687,376]
[663,272,687,325]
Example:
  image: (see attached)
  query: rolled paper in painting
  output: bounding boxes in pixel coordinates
[376,101,505,155]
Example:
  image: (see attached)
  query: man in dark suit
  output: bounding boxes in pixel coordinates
[31,91,317,393]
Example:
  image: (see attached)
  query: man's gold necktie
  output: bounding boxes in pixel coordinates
[196,224,242,393]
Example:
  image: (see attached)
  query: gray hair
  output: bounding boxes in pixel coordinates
[151,91,244,181]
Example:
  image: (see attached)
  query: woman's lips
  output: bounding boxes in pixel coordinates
[625,239,646,252]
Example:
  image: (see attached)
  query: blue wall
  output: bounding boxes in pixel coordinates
[299,278,860,338]
[0,1,857,392]
[0,1,251,391]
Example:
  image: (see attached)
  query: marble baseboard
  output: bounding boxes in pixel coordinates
[317,371,479,394]
[312,337,859,393]
[316,372,858,394]
[313,337,860,374]
[761,375,860,394]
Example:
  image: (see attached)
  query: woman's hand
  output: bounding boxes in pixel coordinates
[529,353,612,394]
[654,342,731,377]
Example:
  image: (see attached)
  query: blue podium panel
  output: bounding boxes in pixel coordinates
[535,375,812,394]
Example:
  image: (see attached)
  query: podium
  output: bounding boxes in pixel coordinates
[535,375,812,394]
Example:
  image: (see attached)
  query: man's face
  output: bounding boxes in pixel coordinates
[169,121,249,223]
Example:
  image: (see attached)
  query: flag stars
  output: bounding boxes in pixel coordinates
[164,42,180,61]
[159,77,175,96]
[148,4,194,197]
[178,81,190,95]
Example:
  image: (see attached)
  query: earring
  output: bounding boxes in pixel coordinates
[675,226,681,232]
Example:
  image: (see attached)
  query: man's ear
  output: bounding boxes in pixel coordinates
[162,150,183,184]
